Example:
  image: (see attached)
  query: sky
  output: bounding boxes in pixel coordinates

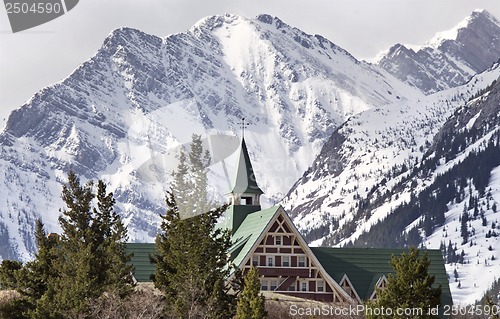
[0,0,499,123]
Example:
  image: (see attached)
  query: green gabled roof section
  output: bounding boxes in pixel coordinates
[229,206,280,270]
[231,138,264,195]
[311,247,452,307]
[124,207,279,281]
[126,243,156,282]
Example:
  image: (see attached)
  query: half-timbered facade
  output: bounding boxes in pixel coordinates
[223,137,452,306]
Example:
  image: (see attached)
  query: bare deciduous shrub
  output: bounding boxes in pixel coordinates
[86,285,164,319]
[0,290,20,306]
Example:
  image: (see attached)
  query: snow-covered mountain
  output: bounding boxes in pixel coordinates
[0,13,418,261]
[282,62,500,304]
[376,10,500,94]
[2,10,500,305]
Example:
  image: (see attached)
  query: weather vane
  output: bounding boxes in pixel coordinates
[237,117,249,138]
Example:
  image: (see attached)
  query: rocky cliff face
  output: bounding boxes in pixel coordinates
[0,14,417,261]
[377,10,500,94]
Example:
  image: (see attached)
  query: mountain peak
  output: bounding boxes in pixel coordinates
[102,26,162,53]
[255,14,287,29]
[190,13,245,32]
[426,9,500,49]
[377,10,500,94]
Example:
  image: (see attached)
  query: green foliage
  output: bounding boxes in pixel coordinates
[366,247,441,319]
[236,267,267,319]
[485,295,500,319]
[152,134,235,319]
[0,171,133,318]
[0,260,22,290]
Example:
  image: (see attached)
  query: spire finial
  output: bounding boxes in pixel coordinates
[237,117,249,138]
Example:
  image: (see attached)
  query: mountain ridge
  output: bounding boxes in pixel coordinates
[1,11,499,305]
[376,9,500,94]
[0,13,417,262]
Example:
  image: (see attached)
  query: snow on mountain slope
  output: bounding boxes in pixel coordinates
[283,64,500,244]
[0,14,419,261]
[282,63,500,305]
[377,10,500,94]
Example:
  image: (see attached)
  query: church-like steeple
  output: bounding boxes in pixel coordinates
[231,137,263,200]
[226,137,264,233]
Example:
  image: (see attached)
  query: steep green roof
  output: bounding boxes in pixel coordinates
[311,247,452,307]
[126,243,156,282]
[231,138,264,194]
[125,206,279,281]
[229,206,280,269]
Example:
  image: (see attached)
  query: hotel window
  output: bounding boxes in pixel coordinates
[270,280,277,291]
[267,256,274,267]
[261,280,268,291]
[252,255,258,266]
[275,235,282,246]
[298,256,306,267]
[282,255,290,267]
[317,280,324,292]
[301,282,307,292]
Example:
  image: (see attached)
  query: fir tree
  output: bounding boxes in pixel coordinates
[235,267,267,319]
[92,180,134,297]
[366,247,442,319]
[6,172,134,318]
[45,171,103,316]
[461,208,469,245]
[153,135,235,319]
[0,259,22,290]
[13,220,60,318]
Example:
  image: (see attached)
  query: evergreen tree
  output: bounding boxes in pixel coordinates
[2,172,134,318]
[92,180,134,297]
[366,247,442,319]
[0,259,22,290]
[235,267,267,319]
[45,172,103,316]
[446,241,454,264]
[13,220,60,318]
[153,135,235,319]
[47,173,133,316]
[461,208,469,245]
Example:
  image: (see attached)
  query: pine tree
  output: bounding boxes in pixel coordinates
[13,220,60,318]
[0,259,22,290]
[235,267,267,319]
[153,135,235,319]
[45,171,102,316]
[461,208,469,245]
[0,172,133,318]
[366,247,442,319]
[92,180,134,297]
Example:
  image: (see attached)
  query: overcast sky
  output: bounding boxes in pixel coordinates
[1,0,499,123]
